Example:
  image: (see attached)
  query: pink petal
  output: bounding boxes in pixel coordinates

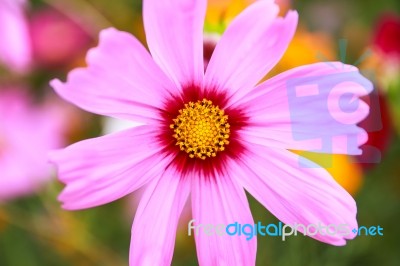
[49,125,172,210]
[143,0,206,86]
[235,62,373,155]
[0,0,31,72]
[50,28,178,124]
[191,173,256,265]
[204,0,297,99]
[231,144,358,245]
[130,170,190,266]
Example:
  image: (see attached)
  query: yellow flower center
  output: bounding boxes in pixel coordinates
[170,99,230,160]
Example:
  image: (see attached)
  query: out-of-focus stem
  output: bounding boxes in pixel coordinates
[0,204,126,266]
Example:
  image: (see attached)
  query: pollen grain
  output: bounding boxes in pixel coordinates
[170,99,230,160]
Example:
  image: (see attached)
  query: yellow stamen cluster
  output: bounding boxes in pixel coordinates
[170,99,230,160]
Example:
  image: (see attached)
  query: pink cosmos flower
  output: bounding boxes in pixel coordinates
[49,0,372,265]
[0,0,31,72]
[29,7,92,68]
[0,89,64,201]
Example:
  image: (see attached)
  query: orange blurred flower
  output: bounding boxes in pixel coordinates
[205,0,291,33]
[267,28,335,77]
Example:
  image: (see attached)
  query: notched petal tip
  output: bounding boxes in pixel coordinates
[49,78,62,89]
[99,27,120,38]
[47,149,64,165]
[285,9,299,20]
[280,10,299,34]
[59,200,79,211]
[48,67,87,96]
[57,186,102,211]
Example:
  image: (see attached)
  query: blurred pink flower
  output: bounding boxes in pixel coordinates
[50,0,371,265]
[0,0,31,72]
[29,7,91,68]
[0,89,64,201]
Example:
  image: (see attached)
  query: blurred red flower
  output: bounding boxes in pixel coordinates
[373,14,400,59]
